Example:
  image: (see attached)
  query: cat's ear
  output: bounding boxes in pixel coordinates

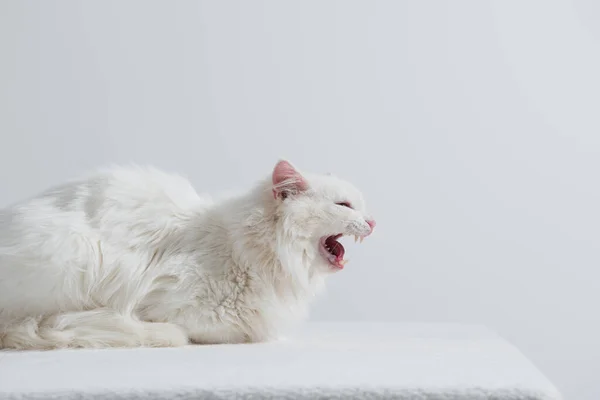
[272,160,308,200]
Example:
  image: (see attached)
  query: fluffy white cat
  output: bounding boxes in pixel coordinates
[0,160,375,350]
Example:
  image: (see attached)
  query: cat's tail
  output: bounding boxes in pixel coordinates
[0,309,189,350]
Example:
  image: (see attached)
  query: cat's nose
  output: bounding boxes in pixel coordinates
[366,219,376,234]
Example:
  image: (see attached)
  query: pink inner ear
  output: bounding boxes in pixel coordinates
[272,160,307,195]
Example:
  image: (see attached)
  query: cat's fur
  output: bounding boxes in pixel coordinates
[0,160,375,350]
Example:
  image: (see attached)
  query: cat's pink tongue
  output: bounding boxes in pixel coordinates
[335,245,345,260]
[333,248,347,268]
[324,234,348,269]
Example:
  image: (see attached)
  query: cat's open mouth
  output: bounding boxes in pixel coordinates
[319,234,361,269]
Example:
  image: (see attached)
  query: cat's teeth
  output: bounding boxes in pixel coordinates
[360,236,364,243]
[339,259,348,266]
[354,235,359,243]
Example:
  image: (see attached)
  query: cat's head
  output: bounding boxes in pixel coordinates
[269,160,375,272]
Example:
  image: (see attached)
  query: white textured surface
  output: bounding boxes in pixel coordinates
[0,323,561,400]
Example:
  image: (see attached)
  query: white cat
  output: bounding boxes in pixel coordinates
[0,160,375,350]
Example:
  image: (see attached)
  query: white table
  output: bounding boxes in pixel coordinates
[0,322,562,400]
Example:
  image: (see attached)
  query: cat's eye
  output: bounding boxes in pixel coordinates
[336,202,353,209]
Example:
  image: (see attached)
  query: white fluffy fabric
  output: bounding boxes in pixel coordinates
[0,322,562,400]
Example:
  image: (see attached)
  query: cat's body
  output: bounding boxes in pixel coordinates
[0,161,374,350]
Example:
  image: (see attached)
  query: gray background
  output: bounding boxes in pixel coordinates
[1,1,598,399]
